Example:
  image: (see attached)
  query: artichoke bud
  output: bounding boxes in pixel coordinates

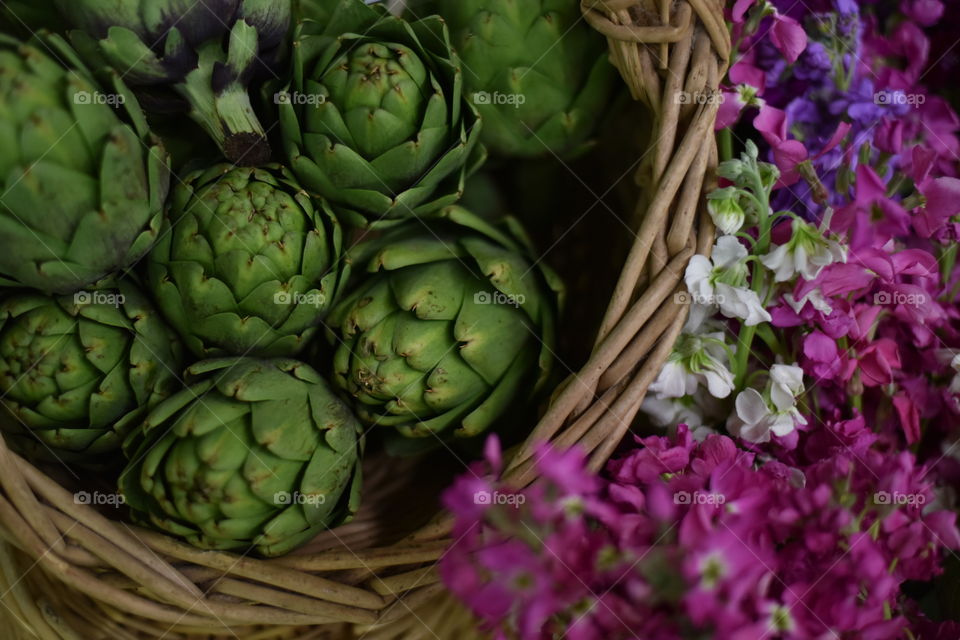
[438,0,616,158]
[56,0,292,165]
[148,163,345,358]
[0,33,168,295]
[0,281,184,468]
[120,357,364,557]
[327,206,564,441]
[281,0,482,228]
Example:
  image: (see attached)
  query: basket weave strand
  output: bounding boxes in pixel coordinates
[0,0,729,637]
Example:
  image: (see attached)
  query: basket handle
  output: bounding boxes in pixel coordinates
[507,0,729,480]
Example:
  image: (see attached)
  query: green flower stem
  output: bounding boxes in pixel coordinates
[940,242,957,288]
[719,128,733,166]
[733,163,773,390]
[755,323,786,359]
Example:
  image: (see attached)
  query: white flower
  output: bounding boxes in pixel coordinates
[784,288,833,314]
[649,360,698,398]
[685,255,717,303]
[714,283,772,326]
[761,219,847,282]
[706,187,746,235]
[684,237,771,327]
[727,388,807,443]
[726,365,808,443]
[712,235,750,269]
[649,333,735,399]
[768,363,805,411]
[641,389,724,440]
[641,395,704,429]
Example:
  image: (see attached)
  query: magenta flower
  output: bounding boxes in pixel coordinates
[769,13,807,63]
[442,428,959,640]
[912,175,960,238]
[901,0,945,26]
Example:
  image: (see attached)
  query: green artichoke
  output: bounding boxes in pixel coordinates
[0,281,183,467]
[148,163,344,359]
[121,358,364,556]
[279,0,483,228]
[56,0,291,165]
[327,206,563,439]
[0,34,167,294]
[437,0,616,158]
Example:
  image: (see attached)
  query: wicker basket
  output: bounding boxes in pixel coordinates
[0,0,728,637]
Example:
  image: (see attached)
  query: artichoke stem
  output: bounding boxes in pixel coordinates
[217,85,272,166]
[178,76,271,166]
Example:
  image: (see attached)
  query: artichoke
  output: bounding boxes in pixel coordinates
[148,163,344,359]
[0,34,167,294]
[120,358,364,556]
[437,0,616,158]
[327,207,563,439]
[279,0,483,228]
[0,281,183,467]
[57,0,291,165]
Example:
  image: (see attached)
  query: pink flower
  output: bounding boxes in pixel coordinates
[833,165,910,249]
[770,13,807,63]
[912,175,960,238]
[858,339,901,387]
[803,330,855,383]
[892,392,921,444]
[715,61,766,130]
[900,0,945,26]
[755,106,850,186]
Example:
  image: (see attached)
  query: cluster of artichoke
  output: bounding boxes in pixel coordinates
[0,0,608,556]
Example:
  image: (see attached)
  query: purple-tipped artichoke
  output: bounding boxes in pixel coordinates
[57,0,291,165]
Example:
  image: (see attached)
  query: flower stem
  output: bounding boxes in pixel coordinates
[734,162,773,389]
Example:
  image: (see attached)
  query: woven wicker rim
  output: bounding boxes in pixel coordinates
[0,1,729,637]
